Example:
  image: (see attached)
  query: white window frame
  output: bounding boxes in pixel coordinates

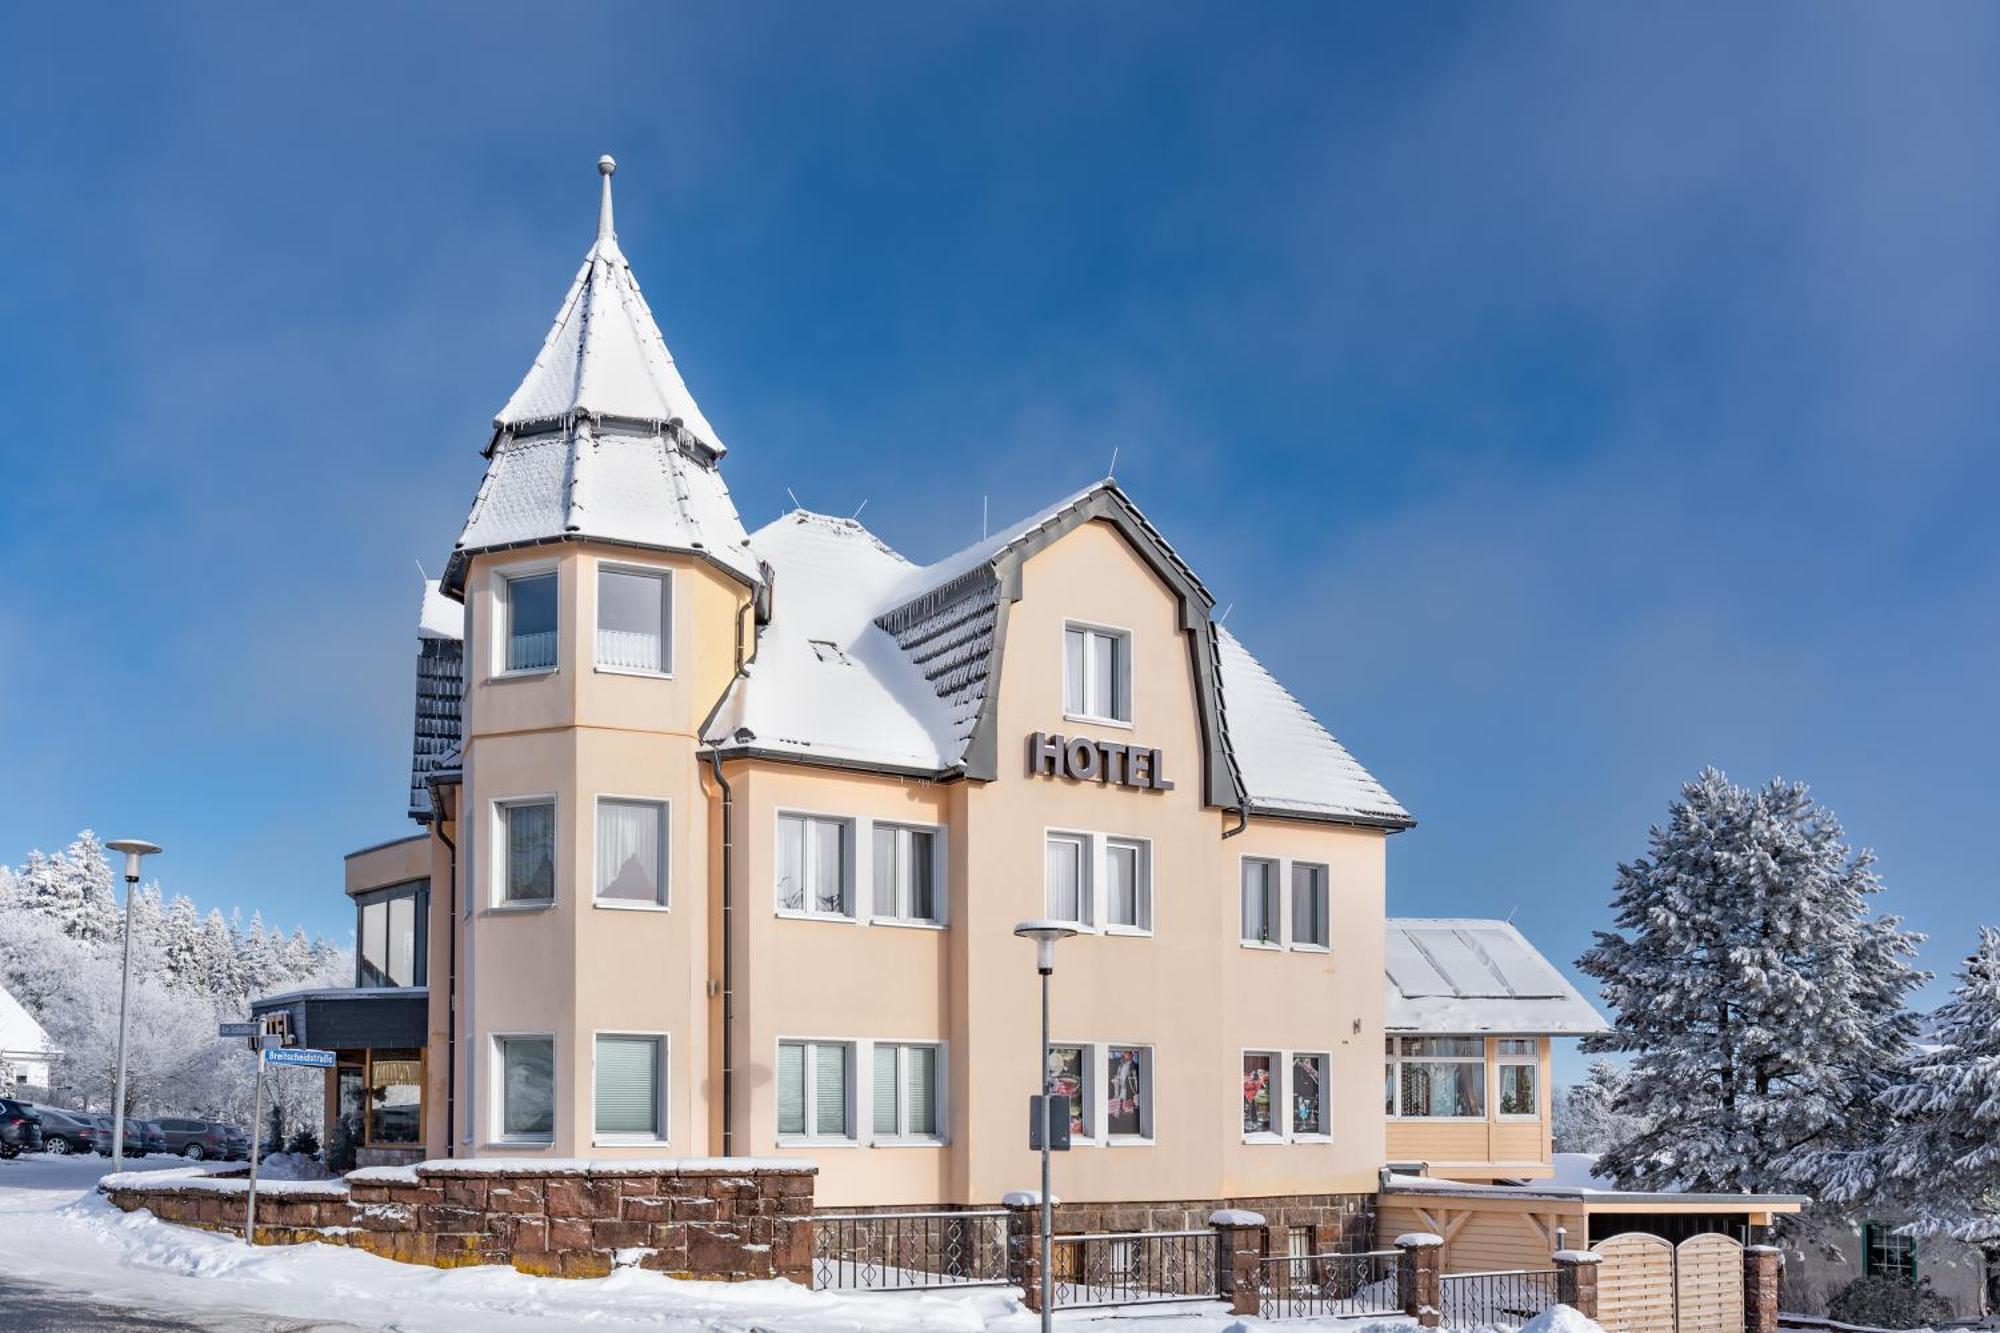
[1385,1036,1489,1120]
[590,1031,670,1146]
[1102,1042,1156,1145]
[1289,862,1330,951]
[1495,1038,1540,1121]
[1062,620,1134,727]
[869,822,945,927]
[1241,1048,1283,1142]
[867,1041,947,1145]
[491,1031,556,1146]
[775,1037,858,1145]
[1044,830,1094,929]
[491,795,558,910]
[1103,836,1153,935]
[1240,856,1282,949]
[493,560,560,679]
[594,562,674,678]
[1044,1041,1098,1145]
[1290,1050,1333,1141]
[774,811,856,921]
[592,795,670,910]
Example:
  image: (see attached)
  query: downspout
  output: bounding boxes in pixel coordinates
[700,586,763,1157]
[429,781,458,1158]
[1222,807,1249,839]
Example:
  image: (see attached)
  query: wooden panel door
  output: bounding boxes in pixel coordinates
[1675,1233,1745,1333]
[1595,1232,1677,1333]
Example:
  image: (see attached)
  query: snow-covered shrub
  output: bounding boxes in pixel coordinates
[1825,1274,1953,1329]
[286,1128,320,1157]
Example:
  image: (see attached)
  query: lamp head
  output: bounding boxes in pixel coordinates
[104,839,162,882]
[1013,919,1078,973]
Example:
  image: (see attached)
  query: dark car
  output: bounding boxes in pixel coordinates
[27,1107,105,1156]
[156,1117,240,1161]
[134,1120,168,1155]
[0,1098,44,1158]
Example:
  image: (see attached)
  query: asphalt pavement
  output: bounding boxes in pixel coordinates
[0,1274,369,1332]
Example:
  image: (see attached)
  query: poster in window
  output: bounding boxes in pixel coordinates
[1243,1054,1274,1134]
[1106,1046,1147,1137]
[1047,1046,1086,1137]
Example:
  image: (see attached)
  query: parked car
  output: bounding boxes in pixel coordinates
[27,1107,106,1156]
[0,1098,44,1158]
[83,1115,118,1155]
[134,1119,168,1155]
[156,1117,243,1161]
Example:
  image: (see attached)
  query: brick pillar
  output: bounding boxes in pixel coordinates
[1209,1210,1266,1316]
[1397,1232,1444,1329]
[1745,1244,1782,1333]
[1002,1192,1051,1313]
[1554,1248,1601,1319]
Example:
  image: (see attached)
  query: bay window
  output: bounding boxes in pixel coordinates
[596,566,670,673]
[596,798,667,906]
[776,814,851,918]
[1104,1045,1153,1140]
[594,1034,665,1141]
[498,1034,555,1141]
[871,1043,941,1140]
[1497,1038,1539,1117]
[1291,862,1329,949]
[1045,833,1091,926]
[1241,858,1279,945]
[503,570,558,673]
[1386,1036,1486,1118]
[1105,837,1150,932]
[1063,623,1131,723]
[499,800,556,905]
[1292,1052,1330,1137]
[872,824,939,924]
[777,1039,852,1141]
[1243,1051,1278,1136]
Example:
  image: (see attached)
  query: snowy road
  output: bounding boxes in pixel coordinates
[0,1154,1400,1331]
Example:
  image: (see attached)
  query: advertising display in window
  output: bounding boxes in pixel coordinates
[1292,1053,1329,1136]
[504,571,558,672]
[1046,1045,1088,1138]
[776,814,849,917]
[1496,1038,1538,1116]
[1105,1045,1151,1138]
[502,802,556,904]
[596,566,670,673]
[1243,1052,1276,1135]
[1387,1036,1487,1117]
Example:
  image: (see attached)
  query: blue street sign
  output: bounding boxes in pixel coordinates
[263,1047,336,1069]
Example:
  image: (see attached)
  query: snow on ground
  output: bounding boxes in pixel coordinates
[0,1154,1451,1331]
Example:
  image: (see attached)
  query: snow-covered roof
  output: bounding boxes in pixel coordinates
[0,981,56,1060]
[1216,625,1410,825]
[417,579,462,641]
[1385,918,1609,1035]
[495,158,723,450]
[1383,1167,1808,1210]
[410,581,464,819]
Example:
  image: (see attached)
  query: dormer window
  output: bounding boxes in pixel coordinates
[503,571,558,672]
[809,640,852,666]
[597,566,670,674]
[1063,623,1131,724]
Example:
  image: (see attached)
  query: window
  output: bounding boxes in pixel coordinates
[357,883,428,987]
[500,800,556,905]
[1292,1053,1329,1137]
[498,1035,555,1141]
[1291,863,1329,949]
[367,1050,423,1144]
[872,825,939,924]
[1104,1045,1153,1139]
[503,571,558,672]
[777,1040,852,1141]
[1497,1038,1538,1117]
[597,566,670,673]
[871,1043,941,1140]
[1864,1223,1918,1282]
[1105,838,1151,932]
[594,1035,665,1141]
[596,799,667,905]
[1241,858,1280,945]
[1386,1037,1486,1118]
[1063,623,1130,723]
[1046,1045,1090,1140]
[1243,1052,1278,1136]
[776,814,851,918]
[1045,833,1091,926]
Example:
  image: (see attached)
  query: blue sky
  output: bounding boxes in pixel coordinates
[4,5,1996,1080]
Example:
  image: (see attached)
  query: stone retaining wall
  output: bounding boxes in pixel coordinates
[100,1159,816,1282]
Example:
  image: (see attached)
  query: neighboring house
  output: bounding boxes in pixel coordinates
[0,980,56,1095]
[251,156,1804,1247]
[1780,1213,1996,1321]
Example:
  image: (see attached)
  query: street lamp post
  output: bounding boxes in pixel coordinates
[1013,919,1076,1333]
[104,839,162,1173]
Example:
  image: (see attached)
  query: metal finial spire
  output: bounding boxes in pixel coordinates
[597,155,617,243]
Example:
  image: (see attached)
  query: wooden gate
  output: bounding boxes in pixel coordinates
[1594,1233,1676,1333]
[1675,1234,1745,1333]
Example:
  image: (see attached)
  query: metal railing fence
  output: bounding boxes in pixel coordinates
[1258,1248,1404,1320]
[1049,1228,1219,1309]
[1438,1267,1561,1328]
[811,1209,1011,1292]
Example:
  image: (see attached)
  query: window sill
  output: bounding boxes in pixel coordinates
[1387,1115,1489,1122]
[489,668,559,683]
[485,901,557,916]
[868,917,947,931]
[1292,1133,1334,1144]
[1497,1114,1542,1123]
[1063,712,1134,732]
[1103,925,1153,938]
[1103,1136,1155,1148]
[593,1138,671,1149]
[776,1137,859,1149]
[1240,940,1283,952]
[483,1140,553,1151]
[1289,943,1331,954]
[594,900,672,913]
[775,909,858,925]
[593,666,675,681]
[870,1137,949,1149]
[1241,1132,1287,1146]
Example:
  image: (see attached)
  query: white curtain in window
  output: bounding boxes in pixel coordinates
[594,1036,660,1136]
[777,1043,805,1135]
[597,800,664,902]
[905,1045,936,1136]
[596,569,667,672]
[1063,627,1087,714]
[1241,860,1275,942]
[506,573,558,672]
[1087,630,1118,718]
[502,1037,555,1137]
[1046,836,1084,922]
[776,816,805,912]
[811,819,846,914]
[872,826,899,918]
[814,1043,847,1137]
[505,803,555,902]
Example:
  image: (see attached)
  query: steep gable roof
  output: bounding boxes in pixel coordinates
[1384,918,1608,1035]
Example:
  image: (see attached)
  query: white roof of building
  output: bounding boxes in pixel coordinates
[417,579,462,641]
[0,981,55,1061]
[1384,918,1609,1035]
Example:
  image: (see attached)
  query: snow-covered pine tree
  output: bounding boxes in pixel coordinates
[1555,1058,1644,1154]
[1824,928,2000,1242]
[199,908,239,998]
[159,895,205,991]
[1579,768,1925,1196]
[237,912,281,999]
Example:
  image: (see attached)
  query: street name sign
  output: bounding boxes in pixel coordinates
[263,1047,335,1069]
[218,1022,259,1038]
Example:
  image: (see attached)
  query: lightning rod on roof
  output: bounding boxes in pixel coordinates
[786,487,802,511]
[415,559,429,583]
[1107,446,1119,478]
[852,498,868,520]
[1217,602,1234,625]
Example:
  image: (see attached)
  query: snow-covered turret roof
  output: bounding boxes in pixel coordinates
[0,981,55,1063]
[1385,918,1609,1035]
[442,158,758,596]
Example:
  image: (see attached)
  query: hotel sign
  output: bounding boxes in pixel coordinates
[1027,732,1174,791]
